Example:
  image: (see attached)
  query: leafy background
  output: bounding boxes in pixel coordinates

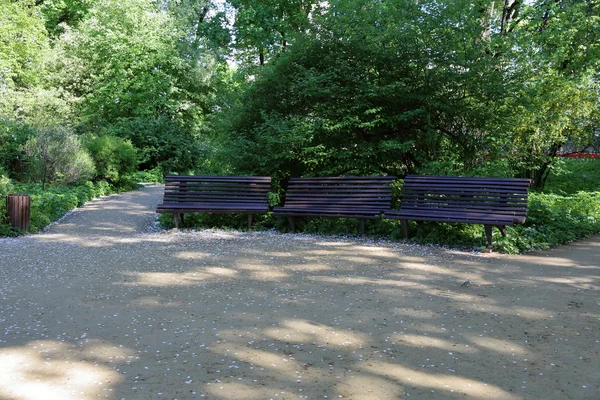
[1,0,599,252]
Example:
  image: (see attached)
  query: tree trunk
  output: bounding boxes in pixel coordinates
[479,0,495,41]
[501,0,521,34]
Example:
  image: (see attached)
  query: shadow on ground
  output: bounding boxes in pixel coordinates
[0,186,598,400]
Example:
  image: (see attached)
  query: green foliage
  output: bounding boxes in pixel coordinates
[54,0,214,132]
[393,220,489,250]
[213,0,599,190]
[496,192,600,254]
[0,170,12,195]
[157,211,273,232]
[86,135,138,184]
[103,117,202,173]
[130,168,164,184]
[0,170,13,231]
[0,117,36,179]
[416,153,515,178]
[22,127,95,188]
[217,34,425,181]
[543,159,600,195]
[0,0,48,90]
[38,0,91,36]
[228,0,317,66]
[0,180,114,235]
[213,0,523,184]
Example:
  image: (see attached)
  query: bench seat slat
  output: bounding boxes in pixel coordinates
[402,187,529,195]
[285,194,392,199]
[165,175,271,182]
[385,209,526,224]
[290,177,396,183]
[158,207,268,213]
[165,193,265,203]
[165,186,270,192]
[401,199,528,208]
[273,206,382,214]
[404,175,531,183]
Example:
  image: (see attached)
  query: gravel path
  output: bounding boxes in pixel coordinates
[0,185,599,400]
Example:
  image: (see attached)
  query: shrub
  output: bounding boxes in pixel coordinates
[130,167,164,184]
[101,117,203,174]
[0,117,35,179]
[495,191,600,253]
[2,180,115,234]
[0,170,13,228]
[86,135,138,184]
[543,158,600,195]
[0,169,12,195]
[22,127,96,188]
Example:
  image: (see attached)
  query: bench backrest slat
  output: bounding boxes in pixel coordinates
[162,175,271,205]
[283,177,395,210]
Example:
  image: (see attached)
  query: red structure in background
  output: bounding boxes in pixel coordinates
[558,153,600,159]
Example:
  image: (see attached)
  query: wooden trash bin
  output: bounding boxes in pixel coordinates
[6,194,31,232]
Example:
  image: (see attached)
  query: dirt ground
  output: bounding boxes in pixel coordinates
[0,185,598,400]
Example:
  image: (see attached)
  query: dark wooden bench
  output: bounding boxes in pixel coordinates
[156,175,271,230]
[273,176,396,234]
[383,175,531,247]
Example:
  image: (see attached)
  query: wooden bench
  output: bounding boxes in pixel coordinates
[156,175,271,230]
[273,176,396,234]
[383,175,531,247]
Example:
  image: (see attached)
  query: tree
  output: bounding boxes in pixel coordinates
[492,0,600,187]
[227,0,318,66]
[37,0,92,36]
[215,0,510,180]
[0,0,49,118]
[0,0,48,90]
[51,0,217,172]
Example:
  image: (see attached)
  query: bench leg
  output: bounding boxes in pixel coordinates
[484,224,493,248]
[496,225,507,237]
[401,220,408,239]
[173,213,179,230]
[287,217,296,233]
[248,214,253,230]
[359,220,365,236]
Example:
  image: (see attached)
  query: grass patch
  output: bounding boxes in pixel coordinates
[544,158,600,194]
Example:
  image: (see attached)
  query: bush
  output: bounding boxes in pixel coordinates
[543,158,600,195]
[130,167,164,184]
[496,192,600,253]
[0,117,35,179]
[0,180,116,236]
[101,117,203,174]
[86,135,138,184]
[0,170,13,228]
[416,155,515,178]
[0,170,12,196]
[22,127,96,188]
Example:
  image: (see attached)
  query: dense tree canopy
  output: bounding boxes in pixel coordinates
[215,0,600,188]
[0,0,598,188]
